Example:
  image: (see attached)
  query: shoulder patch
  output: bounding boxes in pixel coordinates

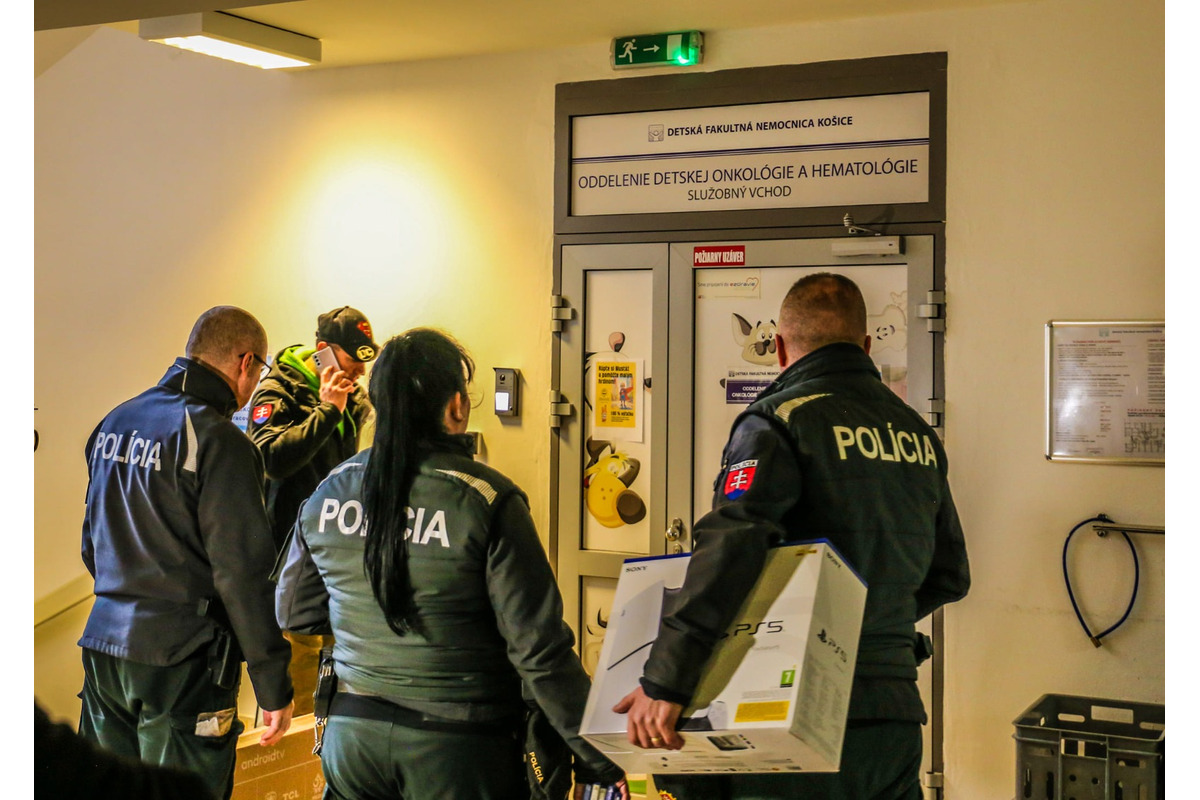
[251,403,273,425]
[183,410,198,474]
[437,469,499,505]
[774,393,832,423]
[723,459,758,500]
[327,460,363,478]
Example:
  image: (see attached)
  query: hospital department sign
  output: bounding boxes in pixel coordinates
[570,92,930,216]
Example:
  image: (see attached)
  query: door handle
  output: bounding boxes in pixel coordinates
[665,518,686,553]
[665,518,683,540]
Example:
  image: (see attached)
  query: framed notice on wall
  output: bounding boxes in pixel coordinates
[1045,321,1165,465]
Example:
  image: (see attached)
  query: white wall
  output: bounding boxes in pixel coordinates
[35,0,1164,795]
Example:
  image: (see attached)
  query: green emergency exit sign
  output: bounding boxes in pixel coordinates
[611,31,703,69]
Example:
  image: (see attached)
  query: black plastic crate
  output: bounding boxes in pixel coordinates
[1013,694,1163,800]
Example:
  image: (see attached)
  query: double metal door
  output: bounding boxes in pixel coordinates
[552,233,940,773]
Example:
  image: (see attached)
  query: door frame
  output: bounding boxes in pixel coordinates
[552,52,951,790]
[550,221,947,580]
[550,222,948,780]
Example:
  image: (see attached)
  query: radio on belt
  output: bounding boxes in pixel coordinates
[493,368,520,417]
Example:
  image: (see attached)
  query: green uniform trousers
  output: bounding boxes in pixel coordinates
[320,715,525,800]
[79,648,244,800]
[653,720,923,800]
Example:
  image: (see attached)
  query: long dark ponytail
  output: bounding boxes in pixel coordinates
[363,328,474,635]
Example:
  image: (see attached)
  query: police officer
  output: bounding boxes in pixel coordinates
[79,306,294,800]
[249,306,377,714]
[249,305,378,552]
[616,273,971,799]
[275,328,627,800]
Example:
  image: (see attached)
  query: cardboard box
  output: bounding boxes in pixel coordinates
[232,713,326,800]
[580,540,866,775]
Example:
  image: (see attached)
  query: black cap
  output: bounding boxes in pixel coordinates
[316,306,378,362]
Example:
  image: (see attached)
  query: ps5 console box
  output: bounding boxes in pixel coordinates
[580,540,866,775]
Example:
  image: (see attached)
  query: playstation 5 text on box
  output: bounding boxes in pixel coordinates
[580,541,867,775]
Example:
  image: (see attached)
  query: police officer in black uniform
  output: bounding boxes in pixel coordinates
[616,273,971,800]
[276,328,627,800]
[78,306,294,800]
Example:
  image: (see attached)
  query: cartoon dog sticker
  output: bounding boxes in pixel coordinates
[732,313,777,366]
[582,605,610,675]
[867,291,908,397]
[868,292,908,354]
[583,437,646,528]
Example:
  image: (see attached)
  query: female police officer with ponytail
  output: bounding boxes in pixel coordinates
[275,328,627,800]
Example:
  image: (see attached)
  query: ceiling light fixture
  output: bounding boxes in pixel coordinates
[139,11,321,70]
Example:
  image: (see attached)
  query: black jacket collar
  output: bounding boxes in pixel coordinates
[159,357,240,418]
[758,342,879,402]
[420,432,477,458]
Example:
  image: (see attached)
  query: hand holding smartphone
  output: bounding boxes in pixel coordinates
[313,346,339,375]
[315,346,354,412]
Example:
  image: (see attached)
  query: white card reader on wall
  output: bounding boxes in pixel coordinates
[493,368,520,417]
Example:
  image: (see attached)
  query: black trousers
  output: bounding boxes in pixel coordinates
[78,648,244,800]
[653,719,923,800]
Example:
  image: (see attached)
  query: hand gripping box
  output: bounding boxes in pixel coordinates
[580,540,866,775]
[232,714,325,800]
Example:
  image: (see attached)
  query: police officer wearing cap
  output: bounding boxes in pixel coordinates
[249,306,379,554]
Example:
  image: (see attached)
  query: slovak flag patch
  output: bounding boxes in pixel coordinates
[252,404,273,425]
[723,459,758,500]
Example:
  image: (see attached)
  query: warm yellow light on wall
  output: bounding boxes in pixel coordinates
[297,154,455,284]
[139,11,320,70]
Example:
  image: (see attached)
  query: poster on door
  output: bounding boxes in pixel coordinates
[592,359,643,441]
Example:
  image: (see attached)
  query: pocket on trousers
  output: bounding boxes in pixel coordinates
[170,707,243,740]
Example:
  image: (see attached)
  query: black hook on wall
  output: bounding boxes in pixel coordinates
[1062,513,1163,648]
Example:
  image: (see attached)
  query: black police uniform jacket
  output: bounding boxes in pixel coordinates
[275,435,622,785]
[641,342,970,723]
[79,357,293,712]
[248,345,373,552]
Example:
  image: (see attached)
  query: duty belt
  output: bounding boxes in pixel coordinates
[329,692,520,735]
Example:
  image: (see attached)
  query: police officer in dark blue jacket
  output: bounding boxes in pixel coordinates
[78,306,294,800]
[616,274,970,800]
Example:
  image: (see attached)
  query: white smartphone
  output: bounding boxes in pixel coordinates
[313,346,339,374]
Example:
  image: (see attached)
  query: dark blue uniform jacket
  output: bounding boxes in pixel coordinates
[79,357,292,711]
